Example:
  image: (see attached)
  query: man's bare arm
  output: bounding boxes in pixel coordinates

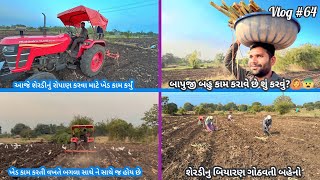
[224,42,247,80]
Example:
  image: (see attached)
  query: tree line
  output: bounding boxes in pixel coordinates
[0,25,157,38]
[1,104,158,143]
[162,96,320,115]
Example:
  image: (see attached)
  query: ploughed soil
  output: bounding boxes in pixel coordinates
[0,142,157,179]
[162,114,320,179]
[0,31,158,88]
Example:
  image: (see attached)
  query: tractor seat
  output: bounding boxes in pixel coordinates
[79,35,89,45]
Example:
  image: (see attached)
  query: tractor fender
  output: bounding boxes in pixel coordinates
[77,40,106,58]
[84,40,106,48]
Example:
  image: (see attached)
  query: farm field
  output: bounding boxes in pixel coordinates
[162,114,320,179]
[0,31,158,88]
[0,141,157,179]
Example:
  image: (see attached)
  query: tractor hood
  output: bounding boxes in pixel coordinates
[0,34,70,46]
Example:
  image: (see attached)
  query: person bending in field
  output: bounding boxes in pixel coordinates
[263,115,272,136]
[228,111,233,121]
[224,41,282,81]
[205,116,217,131]
[198,116,205,128]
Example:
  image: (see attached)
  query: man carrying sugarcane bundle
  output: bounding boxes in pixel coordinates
[262,115,272,136]
[224,41,282,81]
[209,0,299,81]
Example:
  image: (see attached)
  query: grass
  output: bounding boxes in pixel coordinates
[168,109,320,118]
[162,62,217,71]
[95,136,110,143]
[162,66,192,71]
[282,109,320,118]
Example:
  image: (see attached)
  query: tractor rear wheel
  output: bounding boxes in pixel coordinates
[80,45,105,77]
[26,72,57,80]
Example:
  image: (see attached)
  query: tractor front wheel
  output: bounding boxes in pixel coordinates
[26,72,57,81]
[80,45,105,77]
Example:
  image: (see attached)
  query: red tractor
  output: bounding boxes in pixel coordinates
[65,124,97,153]
[0,5,119,81]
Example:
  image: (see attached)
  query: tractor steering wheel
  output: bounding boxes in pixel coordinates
[67,31,75,37]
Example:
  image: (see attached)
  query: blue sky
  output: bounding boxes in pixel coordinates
[162,0,320,59]
[163,92,319,107]
[0,0,158,32]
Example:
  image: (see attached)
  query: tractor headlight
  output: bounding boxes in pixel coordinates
[84,42,91,46]
[2,45,15,53]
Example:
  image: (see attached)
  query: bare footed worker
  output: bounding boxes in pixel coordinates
[68,22,88,53]
[224,41,282,81]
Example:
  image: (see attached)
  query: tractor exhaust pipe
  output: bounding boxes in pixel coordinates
[42,13,46,36]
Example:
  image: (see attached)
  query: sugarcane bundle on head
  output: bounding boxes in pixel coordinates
[210,0,263,28]
[210,0,300,50]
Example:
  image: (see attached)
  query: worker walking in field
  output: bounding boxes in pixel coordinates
[263,115,272,136]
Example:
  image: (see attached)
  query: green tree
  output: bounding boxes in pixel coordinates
[186,50,201,69]
[306,106,314,111]
[51,124,69,144]
[20,129,37,138]
[162,53,178,67]
[142,104,158,127]
[200,103,217,112]
[225,102,238,111]
[163,103,178,115]
[239,57,249,67]
[216,103,225,111]
[238,104,248,112]
[303,102,314,110]
[315,101,320,109]
[34,124,51,135]
[195,106,207,115]
[122,31,132,38]
[214,53,225,64]
[264,105,275,112]
[177,108,186,115]
[69,115,94,127]
[250,102,263,112]
[11,123,31,136]
[183,102,194,111]
[273,95,295,115]
[94,122,108,136]
[107,119,132,141]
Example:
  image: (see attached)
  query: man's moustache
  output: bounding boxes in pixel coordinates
[251,64,262,67]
